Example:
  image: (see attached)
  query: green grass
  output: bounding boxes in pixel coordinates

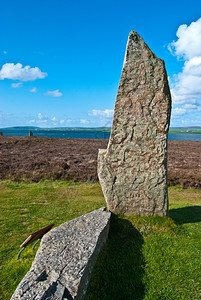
[0,181,201,299]
[169,130,201,134]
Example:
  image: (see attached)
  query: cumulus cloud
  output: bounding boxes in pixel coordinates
[30,87,37,93]
[28,113,73,127]
[170,56,201,103]
[88,109,114,118]
[169,18,201,60]
[0,63,47,81]
[169,17,201,125]
[36,114,47,123]
[11,82,23,88]
[44,89,63,97]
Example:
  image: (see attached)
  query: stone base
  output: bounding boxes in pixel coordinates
[98,149,168,216]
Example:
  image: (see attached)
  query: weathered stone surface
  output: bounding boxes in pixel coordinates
[98,30,171,216]
[12,208,111,300]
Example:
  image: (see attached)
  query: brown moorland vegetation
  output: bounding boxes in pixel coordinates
[0,137,200,188]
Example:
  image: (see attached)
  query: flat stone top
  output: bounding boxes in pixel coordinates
[12,208,111,299]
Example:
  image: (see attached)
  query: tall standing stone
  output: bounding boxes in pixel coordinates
[98,30,171,216]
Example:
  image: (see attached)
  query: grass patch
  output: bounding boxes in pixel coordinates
[0,182,201,299]
[0,180,105,299]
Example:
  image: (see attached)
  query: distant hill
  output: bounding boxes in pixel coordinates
[169,126,201,133]
[1,126,201,133]
[0,126,111,132]
[0,126,40,131]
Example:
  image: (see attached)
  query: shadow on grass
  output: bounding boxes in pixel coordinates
[169,206,201,225]
[86,214,145,300]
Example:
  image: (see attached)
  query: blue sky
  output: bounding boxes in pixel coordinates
[1,0,201,128]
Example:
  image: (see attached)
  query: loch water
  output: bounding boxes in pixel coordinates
[1,129,201,141]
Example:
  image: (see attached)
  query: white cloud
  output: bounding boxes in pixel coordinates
[38,112,43,120]
[181,117,201,124]
[169,18,201,60]
[182,103,201,111]
[11,82,23,88]
[172,107,186,116]
[3,51,7,54]
[0,63,47,81]
[170,57,201,103]
[44,89,63,97]
[88,109,114,118]
[27,114,74,127]
[30,87,37,93]
[28,114,49,126]
[88,109,114,126]
[80,119,89,124]
[169,18,201,112]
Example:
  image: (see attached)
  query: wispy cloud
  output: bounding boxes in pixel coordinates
[88,109,113,126]
[172,107,186,117]
[30,87,37,93]
[0,63,47,81]
[88,109,114,118]
[44,89,63,97]
[80,119,90,124]
[0,111,11,126]
[11,82,23,88]
[37,113,43,120]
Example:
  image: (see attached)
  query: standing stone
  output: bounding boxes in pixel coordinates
[98,30,171,216]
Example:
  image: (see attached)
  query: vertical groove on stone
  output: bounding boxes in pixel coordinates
[98,30,171,216]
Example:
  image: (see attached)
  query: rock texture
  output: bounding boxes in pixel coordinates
[11,208,111,300]
[98,30,171,216]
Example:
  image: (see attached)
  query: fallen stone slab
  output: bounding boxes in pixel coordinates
[12,208,111,300]
[98,30,171,216]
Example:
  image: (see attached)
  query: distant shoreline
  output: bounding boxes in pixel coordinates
[1,127,201,141]
[169,130,201,134]
[1,126,201,134]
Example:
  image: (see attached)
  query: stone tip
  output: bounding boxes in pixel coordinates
[129,29,138,35]
[128,30,142,43]
[122,29,161,67]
